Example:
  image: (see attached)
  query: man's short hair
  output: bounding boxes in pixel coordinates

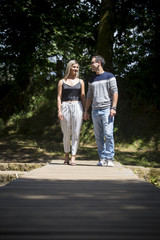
[93,55,105,67]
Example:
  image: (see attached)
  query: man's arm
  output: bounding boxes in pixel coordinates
[110,92,118,117]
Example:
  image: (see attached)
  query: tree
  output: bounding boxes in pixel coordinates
[113,0,160,108]
[97,0,160,107]
[97,0,160,146]
[97,0,116,72]
[0,0,100,118]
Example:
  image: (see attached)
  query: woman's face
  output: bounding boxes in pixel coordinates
[70,64,79,76]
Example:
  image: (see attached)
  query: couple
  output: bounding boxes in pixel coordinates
[57,55,118,167]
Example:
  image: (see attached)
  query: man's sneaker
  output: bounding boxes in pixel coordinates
[107,160,114,167]
[97,159,106,166]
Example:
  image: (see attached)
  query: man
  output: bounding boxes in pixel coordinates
[83,55,118,167]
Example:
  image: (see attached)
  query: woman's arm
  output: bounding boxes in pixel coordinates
[57,80,63,120]
[80,79,85,109]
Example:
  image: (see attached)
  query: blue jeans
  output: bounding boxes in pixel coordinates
[92,108,115,160]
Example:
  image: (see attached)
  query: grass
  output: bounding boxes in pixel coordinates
[115,148,160,168]
[0,83,160,186]
[115,139,160,168]
[114,140,160,187]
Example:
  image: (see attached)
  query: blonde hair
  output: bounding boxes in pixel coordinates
[64,60,79,80]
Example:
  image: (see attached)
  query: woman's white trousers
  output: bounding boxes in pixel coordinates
[60,101,83,155]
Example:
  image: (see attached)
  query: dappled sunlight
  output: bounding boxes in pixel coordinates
[0,138,53,163]
[20,194,66,200]
[115,148,160,168]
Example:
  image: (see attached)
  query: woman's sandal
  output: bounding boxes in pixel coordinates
[64,154,69,165]
[70,155,76,166]
[70,162,76,166]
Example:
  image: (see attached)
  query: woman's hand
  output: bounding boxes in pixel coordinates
[58,111,63,120]
[83,111,90,120]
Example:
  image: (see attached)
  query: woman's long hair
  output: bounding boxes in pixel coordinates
[64,60,79,80]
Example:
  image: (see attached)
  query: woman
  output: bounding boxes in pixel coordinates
[57,60,85,165]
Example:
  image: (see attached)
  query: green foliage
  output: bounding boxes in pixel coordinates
[116,148,160,168]
[114,0,160,108]
[111,0,160,147]
[6,84,57,136]
[0,82,96,160]
[3,81,95,146]
[0,118,5,131]
[0,0,160,159]
[0,0,100,86]
[0,0,100,119]
[80,120,95,144]
[150,175,160,187]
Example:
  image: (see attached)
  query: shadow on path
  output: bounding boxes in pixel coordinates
[0,178,160,239]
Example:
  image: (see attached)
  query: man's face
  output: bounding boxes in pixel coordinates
[90,58,98,72]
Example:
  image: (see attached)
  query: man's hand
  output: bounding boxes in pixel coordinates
[110,109,116,118]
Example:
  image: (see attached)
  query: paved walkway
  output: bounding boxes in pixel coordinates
[0,160,160,239]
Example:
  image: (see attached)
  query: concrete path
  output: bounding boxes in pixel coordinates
[0,160,160,240]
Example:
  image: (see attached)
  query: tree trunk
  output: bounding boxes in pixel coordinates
[97,0,116,72]
[16,48,34,92]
